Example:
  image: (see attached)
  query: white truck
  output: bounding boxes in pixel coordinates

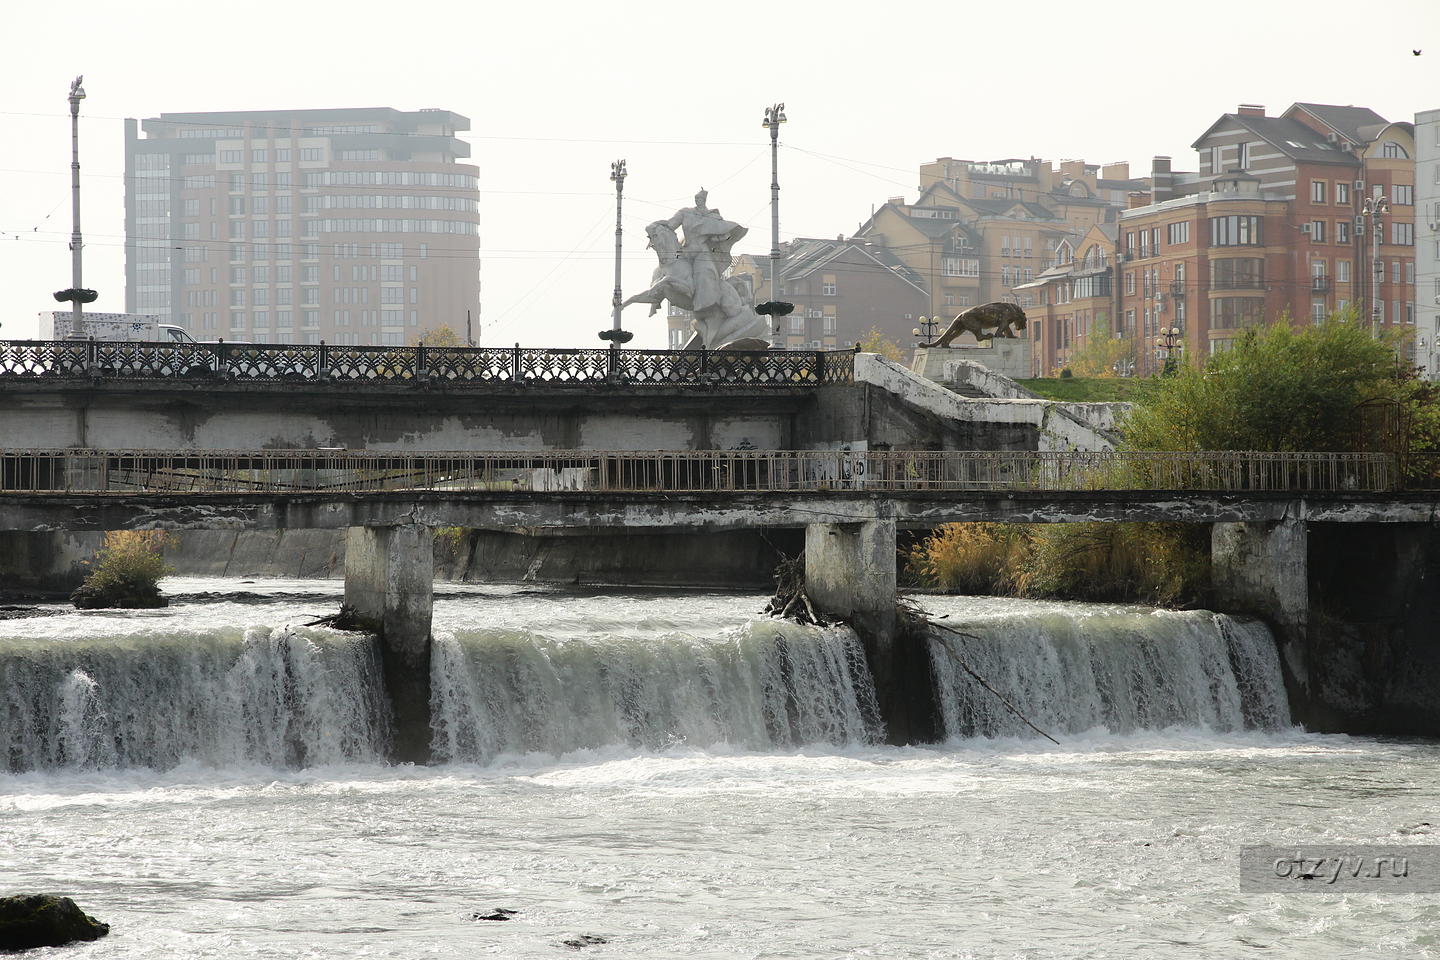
[38,312,197,344]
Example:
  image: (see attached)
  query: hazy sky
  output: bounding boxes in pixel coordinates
[1,0,1435,345]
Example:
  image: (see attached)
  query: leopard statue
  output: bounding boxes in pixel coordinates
[919,301,1028,348]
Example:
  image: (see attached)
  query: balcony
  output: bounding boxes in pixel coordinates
[1311,276,1332,294]
[1170,280,1186,296]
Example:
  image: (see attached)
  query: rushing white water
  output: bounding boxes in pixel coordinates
[921,597,1291,739]
[3,580,1437,959]
[1,619,390,772]
[430,619,879,763]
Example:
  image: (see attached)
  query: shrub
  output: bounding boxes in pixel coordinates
[905,523,1029,595]
[72,531,174,609]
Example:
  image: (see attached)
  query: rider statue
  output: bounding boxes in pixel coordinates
[621,189,767,350]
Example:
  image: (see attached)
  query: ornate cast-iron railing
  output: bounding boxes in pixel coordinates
[0,340,855,387]
[0,449,1402,496]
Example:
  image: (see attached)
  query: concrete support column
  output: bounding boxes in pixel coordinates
[1211,518,1309,634]
[1212,517,1310,704]
[805,517,897,625]
[344,524,434,764]
[806,515,923,743]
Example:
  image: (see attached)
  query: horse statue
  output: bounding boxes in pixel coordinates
[621,195,767,350]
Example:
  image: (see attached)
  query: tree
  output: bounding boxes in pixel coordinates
[1065,315,1135,378]
[412,324,463,347]
[1123,312,1436,453]
[858,326,906,363]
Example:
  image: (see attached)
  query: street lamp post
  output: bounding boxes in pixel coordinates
[68,76,86,329]
[762,103,786,344]
[1157,325,1183,375]
[600,159,633,353]
[1362,194,1389,335]
[912,316,939,346]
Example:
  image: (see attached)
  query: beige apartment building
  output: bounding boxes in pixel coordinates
[125,107,480,346]
[854,158,1146,322]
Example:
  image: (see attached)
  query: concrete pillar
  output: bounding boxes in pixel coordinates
[1212,518,1309,703]
[344,524,434,764]
[1211,518,1308,635]
[805,517,897,625]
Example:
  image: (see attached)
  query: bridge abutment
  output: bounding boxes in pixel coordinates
[1211,518,1309,639]
[344,524,434,764]
[804,516,938,743]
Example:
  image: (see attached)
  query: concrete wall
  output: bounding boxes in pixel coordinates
[1300,522,1440,735]
[0,531,102,599]
[0,388,793,452]
[1213,518,1440,736]
[163,528,801,588]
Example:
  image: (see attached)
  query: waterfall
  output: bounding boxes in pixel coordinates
[926,607,1291,739]
[1,593,1294,773]
[1,626,391,772]
[430,619,881,763]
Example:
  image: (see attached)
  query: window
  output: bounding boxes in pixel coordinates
[230,311,246,330]
[1309,220,1326,242]
[275,149,291,162]
[1238,142,1251,169]
[1167,221,1190,244]
[1394,184,1413,205]
[941,257,978,277]
[253,288,268,306]
[1336,182,1350,205]
[1337,260,1351,283]
[299,148,324,162]
[229,266,246,284]
[219,150,243,163]
[1381,141,1408,159]
[1336,221,1349,244]
[229,197,246,215]
[1212,258,1264,290]
[229,173,244,192]
[1211,297,1266,329]
[823,316,836,334]
[229,289,246,306]
[1210,215,1262,246]
[789,316,803,334]
[1392,222,1414,246]
[302,265,319,283]
[1311,181,1327,203]
[822,280,837,296]
[252,149,267,163]
[1125,272,1135,295]
[1311,302,1327,323]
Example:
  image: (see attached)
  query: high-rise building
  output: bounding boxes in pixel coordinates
[125,107,479,345]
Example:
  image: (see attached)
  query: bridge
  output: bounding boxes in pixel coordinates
[0,342,1114,454]
[5,345,1438,756]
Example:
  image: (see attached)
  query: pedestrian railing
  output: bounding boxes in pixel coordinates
[0,341,855,387]
[0,449,1402,495]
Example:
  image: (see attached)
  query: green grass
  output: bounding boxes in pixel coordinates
[1015,377,1157,403]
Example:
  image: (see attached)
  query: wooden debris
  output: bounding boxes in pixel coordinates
[764,553,830,625]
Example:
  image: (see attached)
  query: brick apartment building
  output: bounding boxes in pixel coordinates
[1118,103,1416,374]
[1014,223,1119,375]
[125,107,480,346]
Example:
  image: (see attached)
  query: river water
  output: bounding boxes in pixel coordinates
[2,578,1437,958]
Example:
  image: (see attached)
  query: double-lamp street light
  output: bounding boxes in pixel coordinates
[912,316,941,345]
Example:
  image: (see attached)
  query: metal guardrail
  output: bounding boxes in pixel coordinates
[0,341,856,387]
[0,449,1401,495]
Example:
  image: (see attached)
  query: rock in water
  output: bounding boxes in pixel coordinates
[0,894,111,950]
[70,580,167,609]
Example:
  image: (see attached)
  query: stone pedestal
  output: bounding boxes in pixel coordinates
[345,524,434,763]
[912,339,1033,381]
